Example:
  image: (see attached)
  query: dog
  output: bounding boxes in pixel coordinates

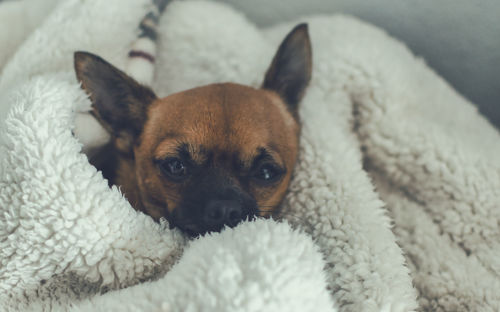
[74,23,312,236]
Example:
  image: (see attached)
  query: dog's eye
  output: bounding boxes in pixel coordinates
[253,163,282,184]
[159,157,188,181]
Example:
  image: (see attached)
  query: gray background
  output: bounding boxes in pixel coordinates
[1,0,499,128]
[217,0,500,128]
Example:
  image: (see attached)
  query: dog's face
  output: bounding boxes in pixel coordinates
[74,24,312,236]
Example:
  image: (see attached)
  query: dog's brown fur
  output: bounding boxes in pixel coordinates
[75,24,312,235]
[121,84,300,220]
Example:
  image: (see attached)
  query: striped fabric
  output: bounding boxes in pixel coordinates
[126,0,172,85]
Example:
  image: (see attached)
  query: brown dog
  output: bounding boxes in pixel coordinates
[74,24,312,236]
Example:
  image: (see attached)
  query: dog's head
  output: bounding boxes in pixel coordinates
[74,24,312,236]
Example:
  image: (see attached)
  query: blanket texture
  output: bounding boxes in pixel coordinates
[1,0,499,311]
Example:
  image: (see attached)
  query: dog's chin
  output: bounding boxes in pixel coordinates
[175,223,208,238]
[164,217,216,237]
[169,214,259,238]
[171,221,235,238]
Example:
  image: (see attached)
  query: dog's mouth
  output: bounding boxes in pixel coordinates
[170,208,259,238]
[173,223,201,238]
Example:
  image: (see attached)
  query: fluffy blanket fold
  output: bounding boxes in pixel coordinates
[1,0,499,311]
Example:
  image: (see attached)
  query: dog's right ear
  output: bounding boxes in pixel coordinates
[74,51,157,154]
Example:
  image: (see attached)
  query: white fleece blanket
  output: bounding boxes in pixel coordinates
[1,0,499,311]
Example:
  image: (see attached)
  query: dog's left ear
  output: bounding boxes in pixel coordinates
[262,23,312,114]
[74,51,157,154]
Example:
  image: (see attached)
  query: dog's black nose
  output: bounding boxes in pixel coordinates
[203,199,244,229]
